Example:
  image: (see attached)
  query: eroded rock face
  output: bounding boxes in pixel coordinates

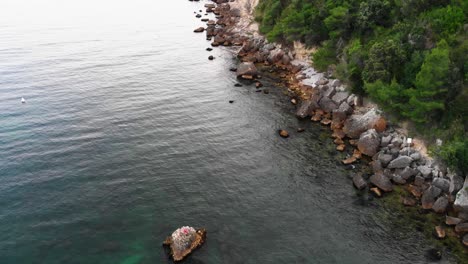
[163,226,206,262]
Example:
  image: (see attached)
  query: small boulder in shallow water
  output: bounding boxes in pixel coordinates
[208,55,214,60]
[163,226,206,262]
[279,130,289,138]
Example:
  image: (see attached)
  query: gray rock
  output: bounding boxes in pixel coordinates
[398,167,418,180]
[378,153,394,167]
[446,216,462,226]
[343,108,381,139]
[236,62,257,78]
[320,85,336,98]
[387,156,413,169]
[421,185,442,209]
[391,137,403,148]
[331,91,349,105]
[449,173,464,195]
[330,79,341,88]
[418,165,432,178]
[332,102,352,122]
[353,174,367,190]
[432,196,449,213]
[381,135,392,147]
[432,178,450,193]
[370,160,383,173]
[318,97,338,113]
[392,174,406,185]
[414,175,425,186]
[296,100,318,119]
[315,78,329,86]
[357,129,380,157]
[454,177,468,213]
[370,173,393,192]
[410,152,421,161]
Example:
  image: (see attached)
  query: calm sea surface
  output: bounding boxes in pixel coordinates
[0,0,452,263]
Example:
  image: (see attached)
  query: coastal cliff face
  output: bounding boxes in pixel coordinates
[194,0,468,257]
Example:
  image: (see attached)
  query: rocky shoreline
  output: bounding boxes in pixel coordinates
[190,0,468,253]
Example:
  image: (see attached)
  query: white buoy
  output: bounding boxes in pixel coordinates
[21,97,25,103]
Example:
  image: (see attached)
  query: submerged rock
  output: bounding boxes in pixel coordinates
[163,226,206,262]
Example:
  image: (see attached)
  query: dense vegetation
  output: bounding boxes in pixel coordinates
[255,0,467,175]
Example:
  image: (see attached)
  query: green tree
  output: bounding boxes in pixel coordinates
[362,39,406,83]
[404,40,450,122]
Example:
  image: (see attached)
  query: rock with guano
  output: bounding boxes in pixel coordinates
[163,226,206,262]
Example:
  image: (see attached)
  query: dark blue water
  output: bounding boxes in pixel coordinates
[0,0,451,263]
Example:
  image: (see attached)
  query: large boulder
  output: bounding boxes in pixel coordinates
[357,129,380,156]
[163,226,206,261]
[432,178,450,193]
[387,156,413,169]
[343,108,382,138]
[370,173,393,192]
[236,62,257,78]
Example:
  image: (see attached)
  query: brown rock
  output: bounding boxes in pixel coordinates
[357,129,380,156]
[332,129,346,139]
[311,112,323,122]
[256,82,263,88]
[334,138,344,145]
[342,156,357,165]
[373,117,387,132]
[446,216,462,226]
[408,184,423,198]
[336,144,346,151]
[349,139,358,146]
[370,173,393,192]
[370,187,382,197]
[402,197,417,206]
[434,226,446,239]
[463,234,468,247]
[321,118,332,125]
[455,223,468,233]
[279,130,289,138]
[353,149,362,159]
[194,27,205,33]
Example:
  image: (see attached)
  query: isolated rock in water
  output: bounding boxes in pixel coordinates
[279,130,289,138]
[343,108,381,138]
[236,62,257,78]
[357,129,380,157]
[163,226,206,262]
[194,27,205,33]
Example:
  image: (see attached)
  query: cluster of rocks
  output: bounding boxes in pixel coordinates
[195,0,468,248]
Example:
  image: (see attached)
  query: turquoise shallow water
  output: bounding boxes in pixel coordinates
[0,0,453,263]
